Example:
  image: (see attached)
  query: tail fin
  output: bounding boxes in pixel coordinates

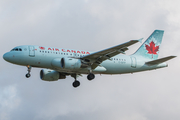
[133,30,164,60]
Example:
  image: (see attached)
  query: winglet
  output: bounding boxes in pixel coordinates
[138,38,143,43]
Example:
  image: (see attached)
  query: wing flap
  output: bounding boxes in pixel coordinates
[145,56,176,66]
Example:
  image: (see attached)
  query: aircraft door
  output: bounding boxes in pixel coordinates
[131,56,136,68]
[29,46,35,57]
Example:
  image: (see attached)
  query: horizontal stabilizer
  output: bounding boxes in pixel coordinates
[145,56,176,66]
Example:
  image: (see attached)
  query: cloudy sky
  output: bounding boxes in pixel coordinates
[1,0,180,120]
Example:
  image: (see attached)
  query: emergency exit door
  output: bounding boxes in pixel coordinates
[29,46,35,57]
[131,56,136,68]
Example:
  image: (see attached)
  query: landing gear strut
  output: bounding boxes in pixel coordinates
[26,65,32,78]
[87,73,95,80]
[71,74,80,88]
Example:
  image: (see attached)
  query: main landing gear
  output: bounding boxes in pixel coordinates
[71,74,80,88]
[87,73,95,80]
[71,73,95,88]
[73,80,80,88]
[26,65,32,78]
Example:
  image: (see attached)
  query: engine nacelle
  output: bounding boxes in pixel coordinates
[61,58,82,69]
[40,69,66,81]
[51,58,88,69]
[51,58,62,68]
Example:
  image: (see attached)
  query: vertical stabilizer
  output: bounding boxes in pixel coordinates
[133,30,164,60]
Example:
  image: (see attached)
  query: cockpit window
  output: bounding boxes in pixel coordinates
[11,48,23,51]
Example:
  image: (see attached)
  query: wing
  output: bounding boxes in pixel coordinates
[81,40,140,69]
[145,56,176,66]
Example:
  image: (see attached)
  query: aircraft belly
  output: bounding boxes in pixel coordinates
[54,68,89,74]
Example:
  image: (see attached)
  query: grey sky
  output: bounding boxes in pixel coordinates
[0,0,180,120]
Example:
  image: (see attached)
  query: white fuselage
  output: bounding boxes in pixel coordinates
[3,45,167,75]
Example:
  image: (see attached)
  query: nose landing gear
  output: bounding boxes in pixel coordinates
[26,66,32,78]
[26,73,31,78]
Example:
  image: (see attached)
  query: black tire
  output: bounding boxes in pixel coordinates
[72,81,80,88]
[87,73,95,80]
[26,73,31,78]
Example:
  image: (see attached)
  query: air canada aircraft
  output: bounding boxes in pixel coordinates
[3,30,176,87]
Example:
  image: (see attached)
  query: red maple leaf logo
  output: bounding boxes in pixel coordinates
[145,41,159,58]
[39,46,45,50]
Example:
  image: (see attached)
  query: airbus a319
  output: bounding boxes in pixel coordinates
[3,30,176,88]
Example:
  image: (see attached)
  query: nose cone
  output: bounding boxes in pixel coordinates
[3,52,10,62]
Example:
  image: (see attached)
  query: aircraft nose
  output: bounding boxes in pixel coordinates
[3,52,10,62]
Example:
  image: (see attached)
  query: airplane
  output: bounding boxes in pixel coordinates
[3,30,176,88]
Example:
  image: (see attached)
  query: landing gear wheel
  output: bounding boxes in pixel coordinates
[26,65,32,78]
[72,80,80,88]
[26,73,31,78]
[87,73,95,80]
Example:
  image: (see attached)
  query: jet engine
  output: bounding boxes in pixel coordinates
[61,58,82,69]
[51,58,88,69]
[40,69,66,81]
